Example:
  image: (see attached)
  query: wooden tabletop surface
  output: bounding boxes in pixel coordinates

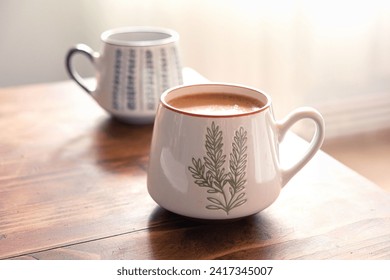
[1,69,389,260]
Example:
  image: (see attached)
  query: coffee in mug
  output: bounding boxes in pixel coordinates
[168,92,265,115]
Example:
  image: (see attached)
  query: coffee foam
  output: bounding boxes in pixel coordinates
[168,92,264,116]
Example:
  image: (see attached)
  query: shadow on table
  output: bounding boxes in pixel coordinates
[91,117,154,173]
[147,206,291,260]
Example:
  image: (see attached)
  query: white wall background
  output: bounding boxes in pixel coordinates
[1,0,390,136]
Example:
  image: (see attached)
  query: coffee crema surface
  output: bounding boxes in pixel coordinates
[168,93,265,116]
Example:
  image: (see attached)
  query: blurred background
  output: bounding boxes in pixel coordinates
[1,0,389,189]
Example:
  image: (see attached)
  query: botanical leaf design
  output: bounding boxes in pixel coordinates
[207,197,224,206]
[231,197,247,209]
[206,205,225,210]
[188,122,248,215]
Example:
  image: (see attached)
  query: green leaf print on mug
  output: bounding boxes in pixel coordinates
[188,122,248,214]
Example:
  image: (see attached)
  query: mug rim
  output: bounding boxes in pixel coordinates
[161,83,272,118]
[101,26,179,47]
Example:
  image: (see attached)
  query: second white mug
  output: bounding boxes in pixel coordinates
[66,26,183,124]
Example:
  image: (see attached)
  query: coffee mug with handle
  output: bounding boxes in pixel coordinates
[65,26,183,124]
[147,83,325,220]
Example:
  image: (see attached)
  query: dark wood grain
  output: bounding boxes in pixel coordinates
[1,70,390,260]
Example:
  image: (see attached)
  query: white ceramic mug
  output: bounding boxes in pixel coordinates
[65,26,183,124]
[147,83,325,220]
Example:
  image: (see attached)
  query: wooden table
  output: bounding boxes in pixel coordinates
[1,69,390,260]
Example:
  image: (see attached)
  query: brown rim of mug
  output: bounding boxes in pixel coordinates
[160,83,272,118]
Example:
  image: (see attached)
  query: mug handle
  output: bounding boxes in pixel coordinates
[276,107,325,187]
[65,44,99,94]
